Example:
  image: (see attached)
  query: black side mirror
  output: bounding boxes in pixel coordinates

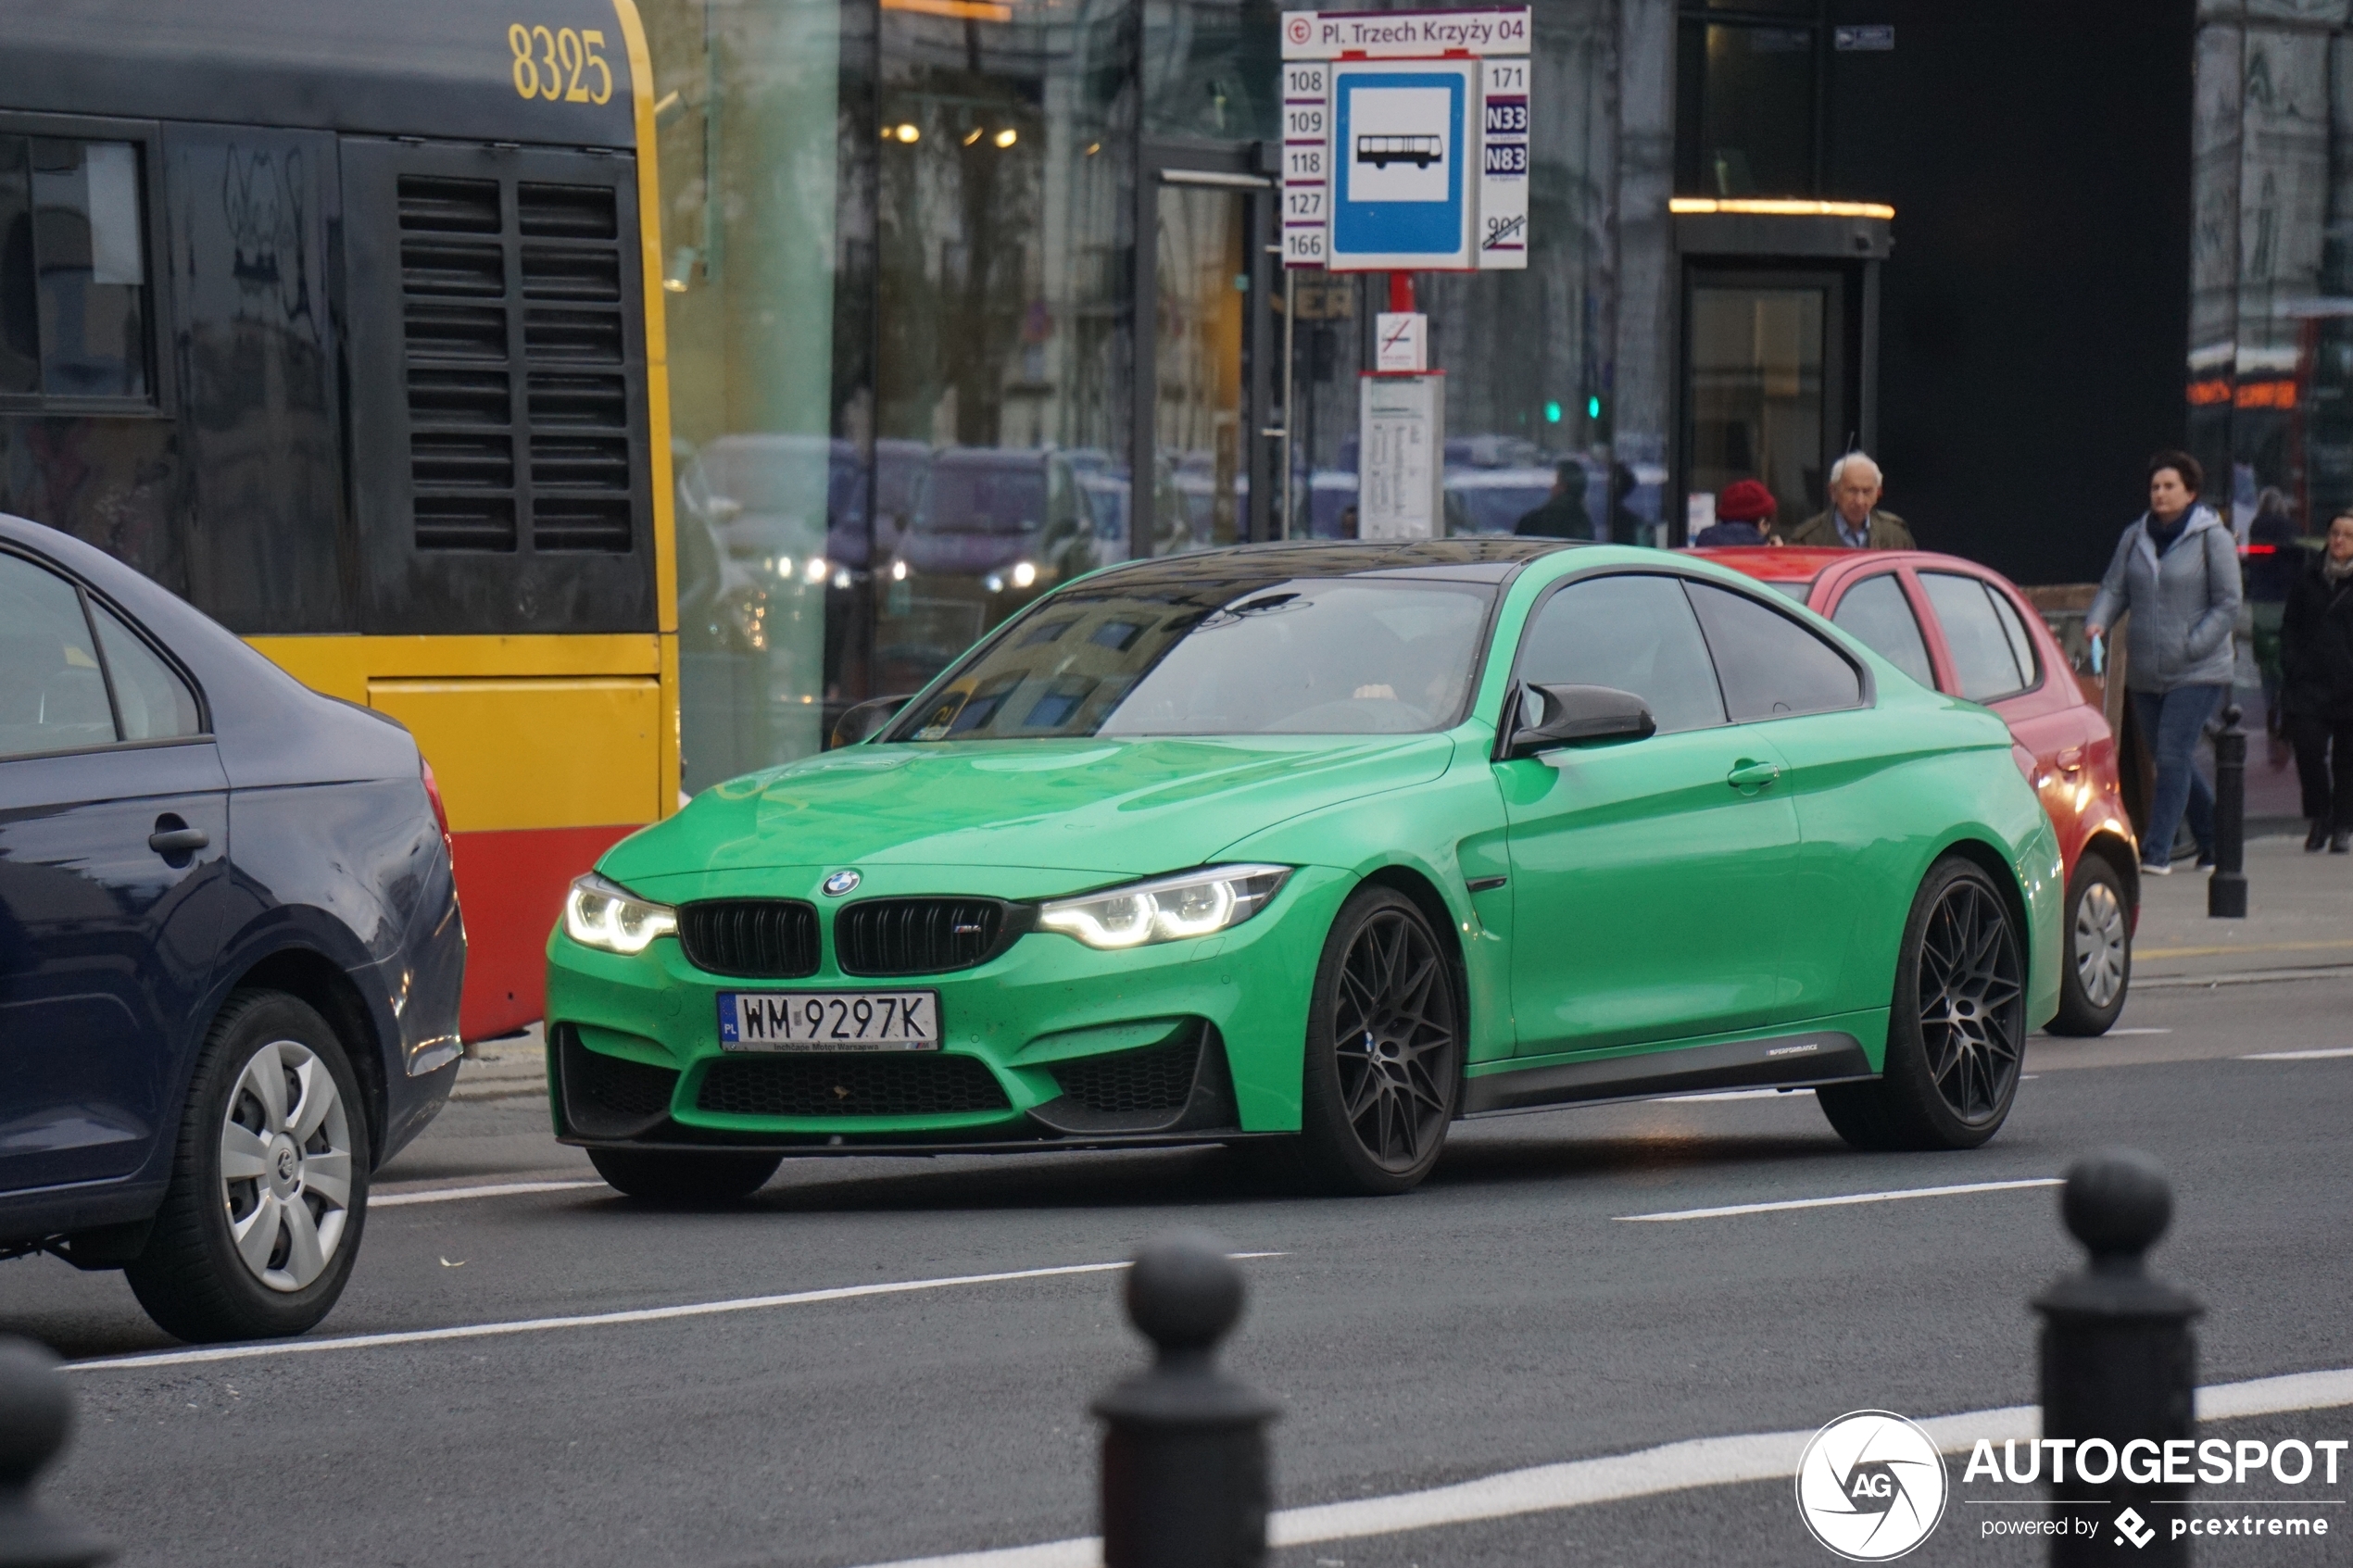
[1504,684,1656,759]
[827,694,916,750]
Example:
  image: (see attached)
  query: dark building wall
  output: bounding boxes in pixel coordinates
[1825,0,2195,584]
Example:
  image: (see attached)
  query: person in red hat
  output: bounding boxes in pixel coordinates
[1692,478,1778,546]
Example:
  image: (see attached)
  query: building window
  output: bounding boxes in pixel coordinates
[0,135,152,403]
[1675,6,1822,197]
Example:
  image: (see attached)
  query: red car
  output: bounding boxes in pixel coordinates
[1692,546,2138,1035]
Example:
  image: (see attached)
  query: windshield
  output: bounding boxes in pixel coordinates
[888,576,1497,740]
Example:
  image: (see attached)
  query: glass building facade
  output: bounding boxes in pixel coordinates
[642,0,1655,792]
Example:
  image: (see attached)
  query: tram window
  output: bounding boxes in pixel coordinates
[0,137,150,402]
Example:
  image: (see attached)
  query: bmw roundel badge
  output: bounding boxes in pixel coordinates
[822,870,862,897]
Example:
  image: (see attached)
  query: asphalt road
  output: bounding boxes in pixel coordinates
[6,863,2350,1567]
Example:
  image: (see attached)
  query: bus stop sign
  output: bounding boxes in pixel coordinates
[1280,6,1530,272]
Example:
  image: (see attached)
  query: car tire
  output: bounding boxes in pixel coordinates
[1295,884,1463,1196]
[587,1147,783,1202]
[2046,856,2131,1037]
[1818,857,2026,1153]
[124,990,371,1343]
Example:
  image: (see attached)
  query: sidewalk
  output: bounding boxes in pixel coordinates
[2129,829,2353,987]
[451,1023,548,1102]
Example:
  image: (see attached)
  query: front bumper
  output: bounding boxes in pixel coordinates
[543,864,1349,1149]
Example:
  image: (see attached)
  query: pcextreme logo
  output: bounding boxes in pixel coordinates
[1795,1411,1951,1561]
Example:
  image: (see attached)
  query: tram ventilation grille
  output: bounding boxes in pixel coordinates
[396,172,634,556]
[835,899,1013,976]
[697,1054,1011,1119]
[1049,1035,1202,1117]
[678,900,822,979]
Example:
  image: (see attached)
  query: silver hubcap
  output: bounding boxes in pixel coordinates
[2072,880,2128,1009]
[219,1039,353,1294]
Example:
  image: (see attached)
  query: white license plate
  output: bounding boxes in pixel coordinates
[717,990,939,1052]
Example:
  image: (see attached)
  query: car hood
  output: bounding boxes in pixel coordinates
[600,734,1456,884]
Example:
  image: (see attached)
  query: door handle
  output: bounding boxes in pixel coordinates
[1727,759,1781,791]
[148,826,209,855]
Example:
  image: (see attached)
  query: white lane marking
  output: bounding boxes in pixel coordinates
[854,1369,2353,1568]
[66,1255,1277,1374]
[2241,1047,2353,1061]
[2105,1028,2172,1036]
[372,1180,603,1208]
[1614,1177,2060,1223]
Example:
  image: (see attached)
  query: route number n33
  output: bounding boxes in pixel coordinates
[509,24,614,105]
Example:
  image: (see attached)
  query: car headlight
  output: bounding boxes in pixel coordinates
[1038,864,1291,950]
[563,873,677,955]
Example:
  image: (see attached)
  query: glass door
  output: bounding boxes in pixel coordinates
[1135,148,1275,557]
[1680,268,1849,541]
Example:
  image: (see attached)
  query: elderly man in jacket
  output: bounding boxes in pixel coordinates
[1777,453,1916,549]
[2084,451,2243,873]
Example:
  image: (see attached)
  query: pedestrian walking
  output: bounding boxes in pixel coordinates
[1692,478,1776,546]
[2280,511,2353,853]
[1775,453,1915,548]
[2084,452,2243,874]
[1513,460,1592,539]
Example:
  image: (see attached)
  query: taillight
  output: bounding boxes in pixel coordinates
[421,758,454,850]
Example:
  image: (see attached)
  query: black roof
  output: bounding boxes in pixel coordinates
[1085,538,1586,591]
[0,0,638,147]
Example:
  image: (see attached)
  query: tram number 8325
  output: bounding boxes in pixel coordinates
[507,23,615,105]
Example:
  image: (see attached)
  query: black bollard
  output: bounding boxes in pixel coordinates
[0,1338,109,1568]
[2034,1151,2201,1566]
[2208,703,2247,918]
[1093,1232,1279,1568]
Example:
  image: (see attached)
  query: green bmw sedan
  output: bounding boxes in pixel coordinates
[547,540,2061,1198]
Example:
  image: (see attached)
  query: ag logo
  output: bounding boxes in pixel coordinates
[1286,14,1311,44]
[1794,1411,1948,1561]
[2113,1508,2156,1549]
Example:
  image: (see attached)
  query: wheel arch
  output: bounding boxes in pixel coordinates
[225,949,389,1167]
[1936,836,2030,926]
[2075,829,2142,920]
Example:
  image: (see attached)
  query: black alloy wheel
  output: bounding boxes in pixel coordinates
[1818,857,2025,1151]
[1297,885,1463,1194]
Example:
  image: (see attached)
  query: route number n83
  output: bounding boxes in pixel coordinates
[509,24,614,105]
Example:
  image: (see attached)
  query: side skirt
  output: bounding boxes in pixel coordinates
[1459,1031,1874,1117]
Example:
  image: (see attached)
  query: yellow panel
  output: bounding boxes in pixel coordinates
[367,678,661,834]
[248,634,662,702]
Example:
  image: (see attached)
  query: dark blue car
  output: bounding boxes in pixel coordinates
[0,515,464,1342]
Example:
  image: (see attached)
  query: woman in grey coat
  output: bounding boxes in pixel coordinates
[2084,451,2242,873]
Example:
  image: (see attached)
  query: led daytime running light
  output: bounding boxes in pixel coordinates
[563,874,678,956]
[1038,864,1291,950]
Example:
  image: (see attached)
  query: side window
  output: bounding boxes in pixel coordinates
[1516,573,1726,734]
[90,600,202,740]
[1685,580,1864,721]
[1920,571,2031,701]
[1831,573,1936,689]
[0,552,116,757]
[0,135,152,402]
[1983,584,2042,691]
